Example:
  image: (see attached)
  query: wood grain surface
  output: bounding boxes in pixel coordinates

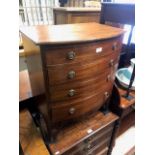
[44,37,122,66]
[49,111,118,155]
[118,88,135,109]
[20,23,125,45]
[19,70,32,101]
[19,109,50,155]
[20,23,124,141]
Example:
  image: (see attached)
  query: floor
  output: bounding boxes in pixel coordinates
[112,126,135,155]
[112,112,135,155]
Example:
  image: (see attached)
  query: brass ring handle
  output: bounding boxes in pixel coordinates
[68,89,76,97]
[109,59,114,67]
[112,42,118,51]
[104,92,109,99]
[67,51,75,60]
[69,107,75,115]
[68,71,76,79]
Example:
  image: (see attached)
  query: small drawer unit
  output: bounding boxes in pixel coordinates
[49,112,119,155]
[20,23,124,142]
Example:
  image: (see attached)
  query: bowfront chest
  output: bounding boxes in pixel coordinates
[20,23,124,142]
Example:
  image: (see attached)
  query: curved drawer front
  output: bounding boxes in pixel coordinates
[49,70,114,102]
[50,89,112,123]
[44,36,123,66]
[47,52,120,86]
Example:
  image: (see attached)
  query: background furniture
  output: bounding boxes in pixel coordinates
[19,109,50,155]
[109,85,135,139]
[100,4,135,138]
[53,7,101,24]
[100,3,135,67]
[20,23,124,142]
[19,70,32,101]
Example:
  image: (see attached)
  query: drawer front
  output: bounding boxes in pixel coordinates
[44,37,123,66]
[51,90,112,123]
[71,139,109,155]
[47,52,120,86]
[49,69,114,102]
[63,123,114,155]
[82,130,112,154]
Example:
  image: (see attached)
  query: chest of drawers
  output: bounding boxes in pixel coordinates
[20,23,124,142]
[49,111,119,155]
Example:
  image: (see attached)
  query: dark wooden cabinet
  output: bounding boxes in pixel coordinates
[20,23,124,142]
[49,112,119,155]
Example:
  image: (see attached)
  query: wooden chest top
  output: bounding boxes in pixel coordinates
[19,22,124,45]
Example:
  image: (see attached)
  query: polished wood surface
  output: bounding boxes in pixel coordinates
[45,37,122,66]
[53,7,101,24]
[118,88,135,109]
[43,41,121,127]
[20,23,125,45]
[19,109,50,155]
[50,91,112,123]
[47,52,119,85]
[19,70,32,101]
[20,71,122,154]
[20,23,124,141]
[49,111,118,155]
[49,73,113,102]
[19,69,43,102]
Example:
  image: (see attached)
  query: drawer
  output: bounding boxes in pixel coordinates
[49,69,114,102]
[82,130,112,153]
[63,123,114,155]
[71,138,110,155]
[50,90,112,123]
[44,36,123,66]
[47,52,120,85]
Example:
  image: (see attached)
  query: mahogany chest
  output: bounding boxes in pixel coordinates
[49,111,119,155]
[20,23,124,142]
